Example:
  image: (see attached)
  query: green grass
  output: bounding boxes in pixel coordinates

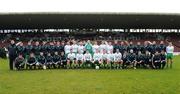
[0,56,180,94]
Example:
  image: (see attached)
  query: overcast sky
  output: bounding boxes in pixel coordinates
[0,0,179,14]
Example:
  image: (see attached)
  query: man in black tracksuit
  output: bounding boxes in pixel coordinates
[8,40,17,70]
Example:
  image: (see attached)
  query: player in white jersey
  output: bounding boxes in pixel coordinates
[107,50,115,69]
[71,40,78,53]
[64,41,71,55]
[101,49,108,68]
[92,41,100,53]
[114,49,123,69]
[75,50,84,68]
[166,42,174,68]
[99,41,107,53]
[77,41,85,54]
[106,42,114,54]
[83,51,92,68]
[93,49,102,68]
[67,49,76,68]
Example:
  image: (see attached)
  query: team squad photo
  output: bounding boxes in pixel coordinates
[7,39,174,70]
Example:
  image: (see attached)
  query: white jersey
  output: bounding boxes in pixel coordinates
[84,53,92,61]
[114,52,122,61]
[93,53,102,61]
[76,53,84,61]
[64,45,71,54]
[99,44,107,53]
[102,53,108,60]
[67,53,76,60]
[77,45,84,54]
[166,46,174,53]
[107,53,115,61]
[106,45,113,54]
[93,45,100,53]
[72,44,78,53]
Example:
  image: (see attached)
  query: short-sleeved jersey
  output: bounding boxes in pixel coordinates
[114,52,122,61]
[72,44,78,53]
[92,45,100,53]
[107,53,115,61]
[102,53,108,60]
[106,45,113,54]
[76,53,84,61]
[84,53,92,61]
[64,45,71,54]
[67,53,76,60]
[93,53,102,61]
[78,45,85,54]
[99,44,107,53]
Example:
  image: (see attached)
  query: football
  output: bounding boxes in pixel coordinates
[95,66,100,69]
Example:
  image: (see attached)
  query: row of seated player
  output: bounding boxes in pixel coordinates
[14,49,167,70]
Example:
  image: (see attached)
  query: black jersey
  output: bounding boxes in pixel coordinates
[16,45,25,55]
[153,54,161,62]
[113,44,120,53]
[160,54,166,61]
[127,44,135,52]
[144,54,152,63]
[28,57,36,64]
[127,53,136,62]
[25,45,33,55]
[136,54,144,62]
[53,55,61,62]
[61,55,67,61]
[33,45,41,56]
[37,55,46,64]
[119,45,127,54]
[46,56,53,62]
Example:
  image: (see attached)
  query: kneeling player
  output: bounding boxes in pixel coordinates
[144,51,152,68]
[67,49,76,69]
[26,53,37,70]
[135,51,145,69]
[101,50,108,68]
[14,54,25,70]
[75,50,84,68]
[37,52,46,69]
[160,50,166,69]
[83,51,92,68]
[107,50,115,69]
[114,49,123,69]
[46,53,53,69]
[60,52,67,68]
[152,51,161,69]
[126,49,137,69]
[53,52,61,68]
[93,50,102,69]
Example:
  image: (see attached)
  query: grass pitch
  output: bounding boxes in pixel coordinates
[0,56,180,94]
